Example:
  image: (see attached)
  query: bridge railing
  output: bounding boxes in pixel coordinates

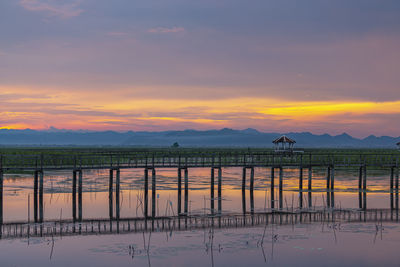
[0,152,399,170]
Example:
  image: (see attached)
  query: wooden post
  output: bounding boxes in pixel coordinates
[326,166,331,191]
[363,166,367,210]
[363,165,367,192]
[39,171,44,222]
[250,167,254,214]
[299,167,303,192]
[279,167,283,210]
[78,170,83,221]
[271,168,275,209]
[396,167,399,193]
[390,167,394,193]
[72,170,77,221]
[116,169,120,220]
[0,169,3,224]
[177,168,182,215]
[358,166,363,209]
[242,167,246,214]
[144,168,148,218]
[109,169,114,219]
[211,168,215,214]
[330,166,335,191]
[396,168,399,211]
[152,168,156,217]
[184,168,189,214]
[217,167,222,214]
[308,166,312,208]
[299,165,303,209]
[34,170,38,222]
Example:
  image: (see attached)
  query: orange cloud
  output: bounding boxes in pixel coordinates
[0,86,399,137]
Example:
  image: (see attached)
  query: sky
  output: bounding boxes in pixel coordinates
[0,0,399,137]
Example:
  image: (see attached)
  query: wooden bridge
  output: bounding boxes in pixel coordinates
[0,151,399,225]
[0,209,398,240]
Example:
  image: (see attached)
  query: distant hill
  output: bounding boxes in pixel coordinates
[0,128,399,148]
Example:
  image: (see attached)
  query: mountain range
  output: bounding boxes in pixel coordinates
[0,128,399,148]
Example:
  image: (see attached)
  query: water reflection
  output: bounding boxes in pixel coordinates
[0,167,399,223]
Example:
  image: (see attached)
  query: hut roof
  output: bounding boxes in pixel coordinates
[272,135,296,144]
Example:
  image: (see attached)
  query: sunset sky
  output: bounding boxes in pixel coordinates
[1,0,399,137]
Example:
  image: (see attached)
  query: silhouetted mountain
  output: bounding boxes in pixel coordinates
[0,128,399,148]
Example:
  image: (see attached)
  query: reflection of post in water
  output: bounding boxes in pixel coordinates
[250,167,254,214]
[270,168,275,209]
[279,167,283,210]
[242,167,246,214]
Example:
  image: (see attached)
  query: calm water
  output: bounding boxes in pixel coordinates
[0,167,399,266]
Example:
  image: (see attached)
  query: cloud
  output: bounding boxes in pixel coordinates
[19,0,83,18]
[106,32,129,37]
[148,27,185,34]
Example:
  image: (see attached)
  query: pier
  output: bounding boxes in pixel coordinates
[0,151,399,224]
